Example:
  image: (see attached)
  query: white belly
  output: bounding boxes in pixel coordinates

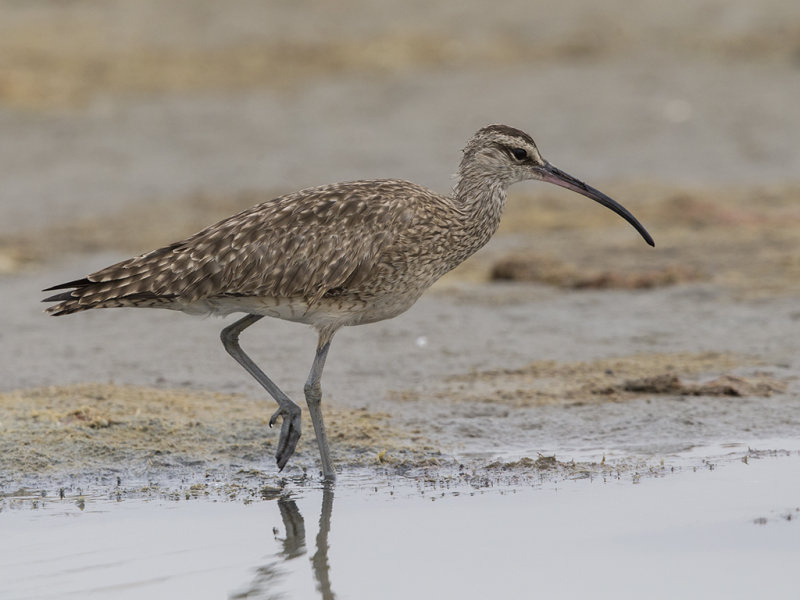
[176,292,420,330]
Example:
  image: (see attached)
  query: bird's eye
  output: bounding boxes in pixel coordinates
[511,147,528,161]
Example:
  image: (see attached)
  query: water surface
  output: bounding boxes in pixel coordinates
[3,442,798,600]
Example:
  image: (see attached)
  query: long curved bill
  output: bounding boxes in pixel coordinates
[538,162,655,247]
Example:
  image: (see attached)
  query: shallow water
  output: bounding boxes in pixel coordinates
[3,441,798,600]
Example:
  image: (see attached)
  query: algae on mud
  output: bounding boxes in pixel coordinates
[0,383,437,494]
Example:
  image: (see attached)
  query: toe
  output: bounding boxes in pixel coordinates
[275,412,302,470]
[269,408,282,428]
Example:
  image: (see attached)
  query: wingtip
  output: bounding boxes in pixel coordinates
[42,290,75,304]
[42,277,91,293]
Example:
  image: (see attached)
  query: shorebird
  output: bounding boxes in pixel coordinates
[43,124,653,480]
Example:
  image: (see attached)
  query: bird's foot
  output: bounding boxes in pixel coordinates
[270,403,302,471]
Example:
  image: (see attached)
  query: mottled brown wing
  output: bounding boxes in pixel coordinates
[181,182,415,303]
[44,180,420,314]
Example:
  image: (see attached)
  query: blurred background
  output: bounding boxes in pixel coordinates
[2,6,799,595]
[1,0,799,295]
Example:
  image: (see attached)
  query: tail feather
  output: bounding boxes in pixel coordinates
[42,272,178,315]
[42,279,93,315]
[42,241,191,315]
[43,284,176,315]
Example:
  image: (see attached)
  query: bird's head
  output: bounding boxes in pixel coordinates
[462,124,654,247]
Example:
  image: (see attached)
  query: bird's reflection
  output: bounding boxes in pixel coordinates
[232,485,336,600]
[310,488,335,600]
[276,496,307,559]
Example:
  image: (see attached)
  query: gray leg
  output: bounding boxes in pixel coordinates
[220,314,302,471]
[304,334,335,480]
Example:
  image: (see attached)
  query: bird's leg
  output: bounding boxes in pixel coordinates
[304,333,336,481]
[220,314,302,471]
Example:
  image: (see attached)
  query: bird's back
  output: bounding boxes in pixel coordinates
[44,179,461,322]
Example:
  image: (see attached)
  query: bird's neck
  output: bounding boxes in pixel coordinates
[452,170,509,243]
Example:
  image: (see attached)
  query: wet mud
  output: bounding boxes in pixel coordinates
[2,348,796,498]
[0,383,437,495]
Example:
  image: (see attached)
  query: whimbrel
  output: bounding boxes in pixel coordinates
[43,124,654,480]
